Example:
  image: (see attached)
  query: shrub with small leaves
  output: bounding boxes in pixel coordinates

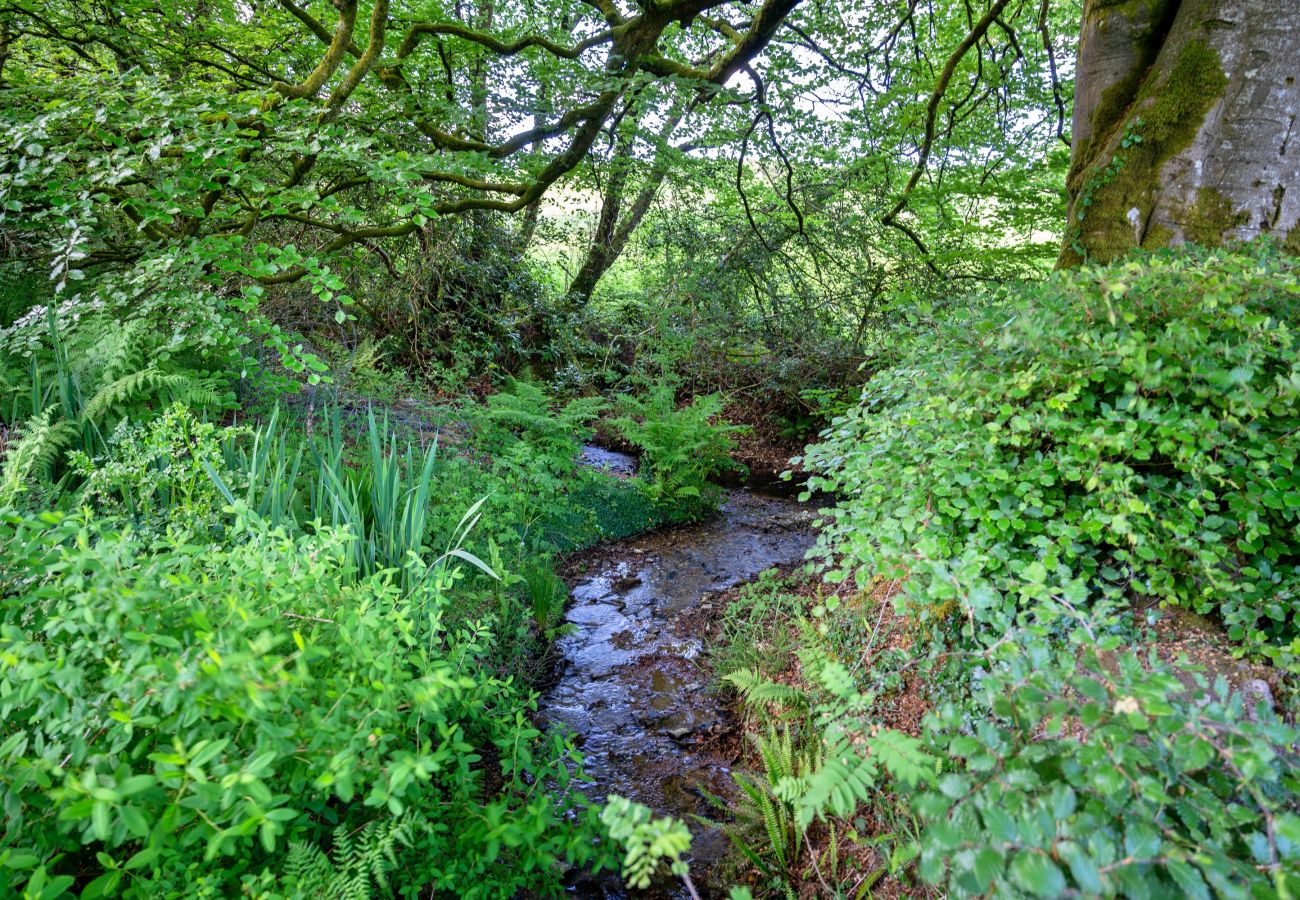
[69,404,243,527]
[600,795,694,891]
[798,243,1300,897]
[913,630,1300,897]
[803,242,1300,665]
[0,508,607,898]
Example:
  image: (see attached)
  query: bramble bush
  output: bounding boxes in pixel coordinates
[0,508,610,898]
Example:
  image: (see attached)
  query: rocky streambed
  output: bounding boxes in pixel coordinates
[540,455,815,896]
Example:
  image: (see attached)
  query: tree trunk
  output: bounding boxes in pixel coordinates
[1061,0,1300,266]
[0,18,11,87]
[566,106,686,308]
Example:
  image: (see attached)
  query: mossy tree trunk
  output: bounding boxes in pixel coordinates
[1061,0,1300,266]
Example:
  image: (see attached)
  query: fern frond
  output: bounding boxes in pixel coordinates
[81,366,224,424]
[284,840,332,887]
[0,409,79,502]
[82,367,166,423]
[870,728,935,788]
[791,741,877,829]
[723,668,809,713]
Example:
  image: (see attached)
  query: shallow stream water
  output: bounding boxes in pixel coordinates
[541,450,815,897]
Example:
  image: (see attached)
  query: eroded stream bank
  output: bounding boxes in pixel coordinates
[540,462,815,897]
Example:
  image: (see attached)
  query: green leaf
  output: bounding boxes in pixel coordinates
[1010,852,1066,897]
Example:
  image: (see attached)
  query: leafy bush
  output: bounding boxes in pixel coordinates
[793,244,1300,897]
[802,243,1300,664]
[68,405,239,527]
[0,508,608,898]
[915,626,1300,898]
[613,382,745,519]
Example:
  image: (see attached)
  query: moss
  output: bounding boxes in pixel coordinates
[1284,226,1300,256]
[1066,1,1175,195]
[1182,187,1247,247]
[1067,38,1228,265]
[1142,222,1175,250]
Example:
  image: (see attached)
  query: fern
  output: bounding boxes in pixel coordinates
[283,841,334,889]
[481,378,605,455]
[782,740,877,829]
[80,318,149,387]
[723,668,809,713]
[611,382,745,517]
[277,815,413,900]
[0,410,79,503]
[871,728,935,788]
[0,306,230,486]
[82,367,222,424]
[715,726,815,899]
[741,646,939,832]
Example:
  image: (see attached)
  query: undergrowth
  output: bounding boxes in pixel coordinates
[707,244,1300,898]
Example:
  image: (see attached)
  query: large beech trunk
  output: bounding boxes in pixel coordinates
[1061,0,1300,266]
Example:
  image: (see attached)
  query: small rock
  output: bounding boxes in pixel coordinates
[1243,679,1275,722]
[667,725,693,741]
[613,574,642,591]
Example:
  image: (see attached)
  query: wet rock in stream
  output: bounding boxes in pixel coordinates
[539,489,815,897]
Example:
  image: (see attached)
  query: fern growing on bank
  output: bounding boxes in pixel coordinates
[612,382,746,519]
[80,366,224,424]
[0,409,79,503]
[476,378,606,459]
[277,816,413,900]
[722,668,809,714]
[712,726,820,898]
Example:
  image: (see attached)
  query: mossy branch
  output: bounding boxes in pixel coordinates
[273,0,358,100]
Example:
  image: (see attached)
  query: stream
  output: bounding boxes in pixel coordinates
[543,449,816,897]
